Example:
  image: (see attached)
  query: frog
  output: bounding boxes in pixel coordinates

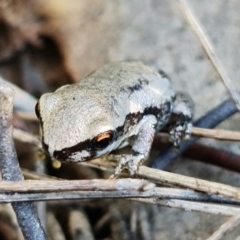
[35,61,194,177]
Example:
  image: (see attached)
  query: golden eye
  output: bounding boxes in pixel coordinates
[93,131,114,150]
[96,133,111,142]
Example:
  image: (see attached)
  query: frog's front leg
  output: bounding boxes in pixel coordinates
[109,115,157,178]
[169,92,194,147]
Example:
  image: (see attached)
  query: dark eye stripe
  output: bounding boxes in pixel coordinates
[53,139,93,160]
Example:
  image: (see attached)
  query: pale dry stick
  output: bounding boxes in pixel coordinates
[22,168,60,180]
[13,128,41,146]
[0,191,240,216]
[68,210,94,240]
[158,127,240,141]
[177,0,240,111]
[2,169,239,204]
[132,198,240,217]
[16,111,38,121]
[84,159,240,201]
[191,127,240,141]
[47,213,66,240]
[206,212,240,240]
[0,187,239,206]
[139,166,240,200]
[0,80,47,239]
[35,155,47,230]
[0,179,155,192]
[0,169,24,240]
[0,76,37,112]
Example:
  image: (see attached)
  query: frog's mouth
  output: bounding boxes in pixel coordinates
[50,137,99,162]
[53,148,94,162]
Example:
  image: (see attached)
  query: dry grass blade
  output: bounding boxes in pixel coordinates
[177,0,240,111]
[85,159,240,201]
[0,190,240,216]
[16,112,38,121]
[13,129,41,146]
[139,166,240,201]
[0,187,239,206]
[133,198,240,217]
[192,127,240,141]
[0,179,154,192]
[206,213,240,240]
[0,77,37,113]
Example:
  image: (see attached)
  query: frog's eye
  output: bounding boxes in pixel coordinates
[93,131,114,150]
[35,100,41,119]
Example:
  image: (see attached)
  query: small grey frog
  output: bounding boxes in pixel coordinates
[36,62,194,177]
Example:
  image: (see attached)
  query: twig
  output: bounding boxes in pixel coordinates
[0,191,240,216]
[0,179,155,192]
[47,213,66,240]
[68,209,94,240]
[177,0,240,111]
[22,168,61,180]
[192,127,240,141]
[16,111,38,121]
[35,156,47,231]
[0,187,239,205]
[132,198,240,217]
[0,76,37,113]
[0,80,47,240]
[206,213,240,240]
[13,128,41,146]
[139,166,240,201]
[84,160,240,202]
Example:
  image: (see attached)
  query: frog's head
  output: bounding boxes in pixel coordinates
[35,87,120,162]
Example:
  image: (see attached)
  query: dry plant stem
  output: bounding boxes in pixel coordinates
[28,194,240,217]
[22,168,60,180]
[138,166,240,201]
[0,76,37,112]
[177,0,240,111]
[13,128,41,146]
[47,213,66,240]
[68,210,94,240]
[0,81,47,240]
[132,198,240,216]
[85,160,240,202]
[206,213,240,240]
[192,127,240,141]
[16,111,38,121]
[0,187,239,206]
[0,187,238,216]
[0,179,155,192]
[35,158,47,231]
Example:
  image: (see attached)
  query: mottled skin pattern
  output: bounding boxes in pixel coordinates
[36,62,194,176]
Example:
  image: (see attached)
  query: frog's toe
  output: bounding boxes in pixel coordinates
[126,155,143,176]
[169,122,192,147]
[110,155,143,178]
[110,156,129,179]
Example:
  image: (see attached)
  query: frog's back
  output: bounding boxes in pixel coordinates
[55,62,175,122]
[78,62,175,107]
